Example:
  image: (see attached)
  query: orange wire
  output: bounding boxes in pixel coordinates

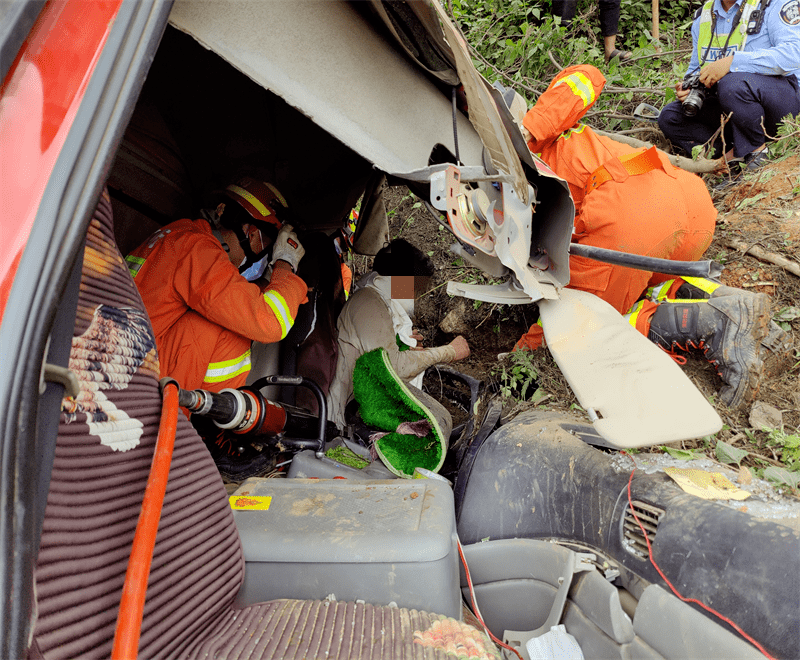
[621,451,777,660]
[112,382,180,660]
[458,540,524,660]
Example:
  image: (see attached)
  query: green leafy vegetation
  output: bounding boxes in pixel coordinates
[449,0,696,130]
[492,350,541,401]
[661,446,707,461]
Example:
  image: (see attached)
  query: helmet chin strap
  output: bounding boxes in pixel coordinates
[232,224,271,274]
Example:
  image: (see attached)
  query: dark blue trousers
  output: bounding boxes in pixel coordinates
[553,0,621,36]
[658,72,800,158]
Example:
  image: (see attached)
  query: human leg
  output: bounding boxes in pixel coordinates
[159,310,252,393]
[599,0,621,36]
[552,0,577,26]
[599,0,630,62]
[717,72,800,159]
[657,97,732,157]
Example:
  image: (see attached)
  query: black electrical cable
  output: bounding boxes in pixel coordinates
[569,243,723,279]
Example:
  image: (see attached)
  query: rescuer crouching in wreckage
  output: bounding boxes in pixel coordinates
[126,177,309,473]
[511,64,779,410]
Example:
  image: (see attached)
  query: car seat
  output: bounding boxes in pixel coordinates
[29,189,499,659]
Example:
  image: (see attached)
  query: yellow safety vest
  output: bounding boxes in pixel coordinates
[696,0,761,62]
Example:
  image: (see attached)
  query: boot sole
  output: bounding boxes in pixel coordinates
[712,292,770,409]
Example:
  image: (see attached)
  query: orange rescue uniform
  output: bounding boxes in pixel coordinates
[516,65,717,350]
[126,218,308,392]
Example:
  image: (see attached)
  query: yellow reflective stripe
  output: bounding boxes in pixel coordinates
[263,290,294,339]
[204,349,252,384]
[646,279,676,302]
[265,182,287,208]
[554,72,595,108]
[125,255,145,279]
[559,124,588,141]
[623,300,647,328]
[227,184,271,217]
[682,276,719,296]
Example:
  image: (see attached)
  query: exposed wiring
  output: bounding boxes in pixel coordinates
[458,538,524,660]
[621,451,777,660]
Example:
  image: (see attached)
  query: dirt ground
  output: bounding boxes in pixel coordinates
[370,153,800,488]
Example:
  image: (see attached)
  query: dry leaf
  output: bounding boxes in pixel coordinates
[738,465,753,485]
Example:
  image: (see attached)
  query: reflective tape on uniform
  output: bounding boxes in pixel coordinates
[227,184,271,217]
[263,290,294,338]
[203,349,252,384]
[125,255,145,279]
[646,280,675,302]
[682,276,720,295]
[554,72,595,108]
[559,124,588,141]
[623,300,647,328]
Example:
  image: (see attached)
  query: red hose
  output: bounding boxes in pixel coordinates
[112,382,180,660]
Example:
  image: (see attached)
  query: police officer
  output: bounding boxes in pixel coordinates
[658,0,800,173]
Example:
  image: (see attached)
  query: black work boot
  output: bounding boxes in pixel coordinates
[648,292,771,409]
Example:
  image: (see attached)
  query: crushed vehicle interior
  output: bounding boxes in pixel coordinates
[1,1,798,659]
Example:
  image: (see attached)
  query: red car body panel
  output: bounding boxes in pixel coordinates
[0,0,123,320]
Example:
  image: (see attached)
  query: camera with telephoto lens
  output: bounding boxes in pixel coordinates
[681,75,707,117]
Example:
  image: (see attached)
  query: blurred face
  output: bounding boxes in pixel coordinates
[390,275,432,300]
[390,275,414,300]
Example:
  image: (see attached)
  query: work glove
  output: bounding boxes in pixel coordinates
[270,224,305,272]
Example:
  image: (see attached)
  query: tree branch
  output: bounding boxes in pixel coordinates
[723,239,800,277]
[603,85,667,96]
[593,129,723,173]
[625,48,692,64]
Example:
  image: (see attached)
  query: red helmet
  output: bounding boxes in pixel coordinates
[221,177,288,229]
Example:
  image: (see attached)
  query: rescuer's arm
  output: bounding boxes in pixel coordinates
[730,4,800,76]
[522,64,606,150]
[176,235,308,343]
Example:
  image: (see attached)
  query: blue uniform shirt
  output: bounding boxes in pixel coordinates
[687,0,800,79]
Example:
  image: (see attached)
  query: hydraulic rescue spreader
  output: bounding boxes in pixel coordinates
[165,375,329,457]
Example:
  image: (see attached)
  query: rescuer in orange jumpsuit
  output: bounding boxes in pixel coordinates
[126,177,308,395]
[512,65,772,408]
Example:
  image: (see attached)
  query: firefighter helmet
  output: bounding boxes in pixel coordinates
[222,177,288,229]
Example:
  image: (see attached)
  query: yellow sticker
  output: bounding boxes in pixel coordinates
[229,495,272,510]
[664,467,751,501]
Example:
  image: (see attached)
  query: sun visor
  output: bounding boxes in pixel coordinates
[168,0,486,176]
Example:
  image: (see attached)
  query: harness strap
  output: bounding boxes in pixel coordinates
[584,146,663,195]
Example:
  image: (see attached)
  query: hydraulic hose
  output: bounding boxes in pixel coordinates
[568,243,723,279]
[112,379,179,660]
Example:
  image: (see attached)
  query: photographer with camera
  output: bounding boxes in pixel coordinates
[657,0,800,180]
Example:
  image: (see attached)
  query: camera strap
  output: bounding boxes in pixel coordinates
[700,0,748,66]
